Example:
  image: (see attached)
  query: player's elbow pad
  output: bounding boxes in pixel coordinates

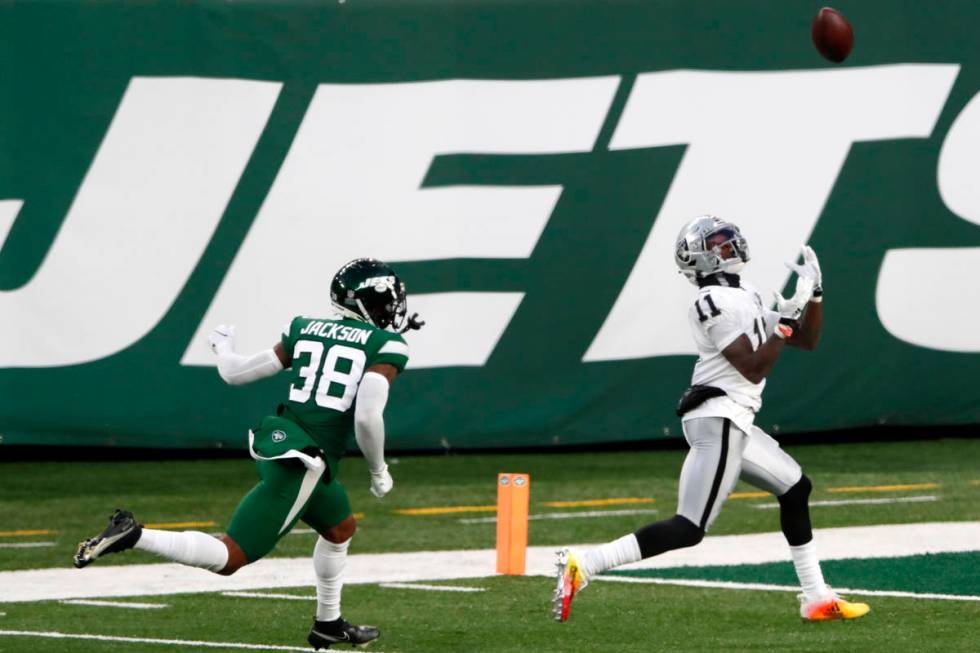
[216,349,283,385]
[355,372,390,420]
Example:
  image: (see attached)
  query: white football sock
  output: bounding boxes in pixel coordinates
[314,536,350,621]
[790,540,830,601]
[134,529,229,573]
[582,533,642,577]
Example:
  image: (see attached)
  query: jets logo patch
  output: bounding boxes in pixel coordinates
[355,275,396,293]
[271,430,287,443]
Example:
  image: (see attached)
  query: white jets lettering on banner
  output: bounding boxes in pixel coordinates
[876,88,980,353]
[584,64,960,360]
[0,77,282,368]
[0,66,971,369]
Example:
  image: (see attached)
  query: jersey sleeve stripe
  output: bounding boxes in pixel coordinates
[379,340,410,356]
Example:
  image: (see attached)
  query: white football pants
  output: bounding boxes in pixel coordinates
[678,417,802,531]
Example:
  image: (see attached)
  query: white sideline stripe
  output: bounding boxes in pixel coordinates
[753,495,939,509]
[595,576,980,602]
[60,599,170,609]
[0,542,55,549]
[2,521,978,603]
[380,582,486,593]
[0,630,322,651]
[459,508,658,524]
[222,591,311,601]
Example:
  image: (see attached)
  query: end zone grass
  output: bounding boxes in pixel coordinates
[2,437,979,651]
[1,578,978,653]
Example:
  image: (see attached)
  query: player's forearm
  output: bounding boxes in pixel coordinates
[354,372,390,472]
[215,348,283,385]
[743,337,786,384]
[790,300,823,351]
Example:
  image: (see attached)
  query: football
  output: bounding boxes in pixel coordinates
[811,7,854,63]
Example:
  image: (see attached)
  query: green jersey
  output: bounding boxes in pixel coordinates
[277,316,409,459]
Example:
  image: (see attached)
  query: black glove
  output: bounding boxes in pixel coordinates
[400,313,425,333]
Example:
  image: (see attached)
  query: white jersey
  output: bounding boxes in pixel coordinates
[683,280,780,431]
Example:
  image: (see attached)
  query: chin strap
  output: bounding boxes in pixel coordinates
[697,272,741,288]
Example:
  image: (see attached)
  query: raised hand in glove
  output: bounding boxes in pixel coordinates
[208,324,236,354]
[370,464,394,498]
[786,245,823,299]
[773,275,813,339]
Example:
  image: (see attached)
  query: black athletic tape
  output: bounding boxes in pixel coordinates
[777,474,814,546]
[634,514,703,559]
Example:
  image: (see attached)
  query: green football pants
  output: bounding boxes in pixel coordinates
[225,458,352,562]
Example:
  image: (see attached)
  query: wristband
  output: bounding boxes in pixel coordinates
[775,318,797,339]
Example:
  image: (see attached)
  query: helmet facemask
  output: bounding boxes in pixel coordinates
[702,226,750,276]
[674,216,750,284]
[356,278,407,331]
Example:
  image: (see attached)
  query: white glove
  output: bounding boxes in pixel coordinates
[208,324,236,354]
[786,245,823,299]
[773,289,807,322]
[772,276,813,339]
[370,464,394,498]
[774,272,813,317]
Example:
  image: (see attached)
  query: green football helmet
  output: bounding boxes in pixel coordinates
[330,258,414,331]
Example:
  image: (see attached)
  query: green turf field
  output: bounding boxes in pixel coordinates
[1,437,979,652]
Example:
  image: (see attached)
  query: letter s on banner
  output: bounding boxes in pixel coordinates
[0,77,281,368]
[182,78,618,369]
[877,89,980,352]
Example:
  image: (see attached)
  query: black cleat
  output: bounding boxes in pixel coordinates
[307,617,379,649]
[73,509,143,569]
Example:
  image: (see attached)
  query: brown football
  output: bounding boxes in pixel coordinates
[811,7,854,63]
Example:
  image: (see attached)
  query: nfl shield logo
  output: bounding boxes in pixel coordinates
[271,430,287,443]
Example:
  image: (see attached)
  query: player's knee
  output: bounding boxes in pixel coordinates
[778,474,812,510]
[324,515,356,543]
[217,536,250,575]
[671,514,705,547]
[634,514,704,558]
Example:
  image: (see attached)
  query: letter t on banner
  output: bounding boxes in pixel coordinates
[496,473,530,575]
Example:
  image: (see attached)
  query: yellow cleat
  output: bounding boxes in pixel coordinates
[552,548,589,622]
[800,593,871,621]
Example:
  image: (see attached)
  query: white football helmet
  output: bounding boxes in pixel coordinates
[674,215,750,284]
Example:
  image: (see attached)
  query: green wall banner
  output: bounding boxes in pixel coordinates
[1,1,978,449]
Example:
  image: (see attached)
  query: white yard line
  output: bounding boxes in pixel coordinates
[379,583,486,593]
[60,599,170,609]
[222,591,311,601]
[0,630,329,651]
[753,495,939,509]
[0,542,54,549]
[2,521,978,603]
[595,576,980,602]
[459,508,658,524]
